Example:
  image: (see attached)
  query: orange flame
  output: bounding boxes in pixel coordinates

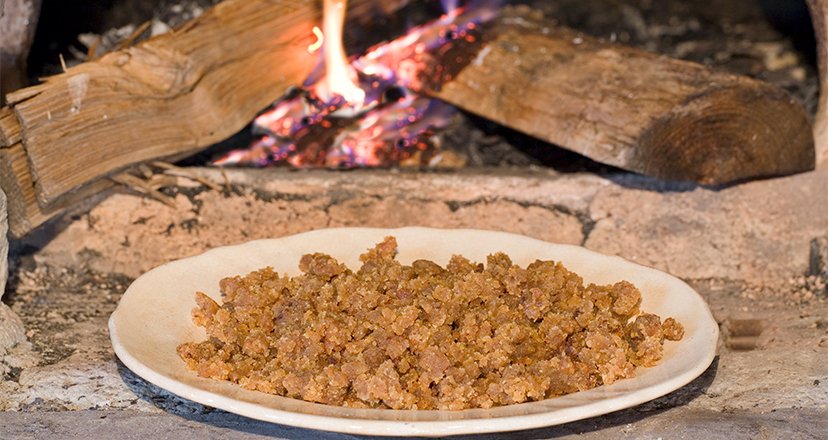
[317,0,365,113]
[213,0,501,168]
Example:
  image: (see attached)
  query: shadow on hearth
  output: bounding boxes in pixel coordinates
[116,355,719,439]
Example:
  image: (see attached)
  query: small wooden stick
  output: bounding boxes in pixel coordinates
[86,37,101,61]
[110,173,177,208]
[152,161,222,191]
[146,174,179,190]
[218,167,231,193]
[117,21,152,51]
[137,163,155,179]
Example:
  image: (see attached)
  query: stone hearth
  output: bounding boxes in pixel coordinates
[0,168,826,438]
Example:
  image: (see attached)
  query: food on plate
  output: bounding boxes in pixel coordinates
[178,237,684,410]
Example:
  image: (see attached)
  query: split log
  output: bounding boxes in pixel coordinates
[807,0,828,168]
[6,0,320,207]
[0,0,407,237]
[426,8,815,185]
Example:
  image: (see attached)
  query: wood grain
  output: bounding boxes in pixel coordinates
[0,107,22,147]
[0,143,112,238]
[428,10,815,184]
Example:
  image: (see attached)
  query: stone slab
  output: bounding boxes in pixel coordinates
[0,188,25,358]
[1,168,827,438]
[587,171,828,283]
[0,407,825,439]
[26,168,828,286]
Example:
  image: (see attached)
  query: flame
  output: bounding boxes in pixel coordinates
[213,0,502,169]
[308,26,324,53]
[317,0,365,113]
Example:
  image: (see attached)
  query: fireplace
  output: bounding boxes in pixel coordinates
[0,0,827,437]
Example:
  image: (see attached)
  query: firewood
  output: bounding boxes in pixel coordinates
[1,0,408,208]
[426,8,815,185]
[6,0,315,207]
[0,0,407,237]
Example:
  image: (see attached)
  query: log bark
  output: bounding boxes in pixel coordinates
[807,0,828,168]
[427,8,815,185]
[0,0,407,237]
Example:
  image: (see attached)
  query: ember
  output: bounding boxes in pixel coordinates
[214,0,500,168]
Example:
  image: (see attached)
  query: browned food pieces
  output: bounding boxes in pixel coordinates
[177,237,684,410]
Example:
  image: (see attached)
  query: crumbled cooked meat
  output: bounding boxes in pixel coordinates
[178,236,684,410]
[663,317,686,341]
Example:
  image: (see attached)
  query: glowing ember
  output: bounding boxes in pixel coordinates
[214,1,501,168]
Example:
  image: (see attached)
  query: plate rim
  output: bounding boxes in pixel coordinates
[109,226,719,436]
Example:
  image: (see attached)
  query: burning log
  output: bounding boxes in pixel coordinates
[0,0,408,237]
[3,0,319,206]
[215,3,815,183]
[426,7,815,185]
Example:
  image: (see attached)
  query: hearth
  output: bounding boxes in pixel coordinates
[0,0,827,438]
[1,0,824,239]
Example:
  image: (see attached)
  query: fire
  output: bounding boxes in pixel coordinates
[307,26,324,54]
[317,0,365,113]
[214,1,501,168]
